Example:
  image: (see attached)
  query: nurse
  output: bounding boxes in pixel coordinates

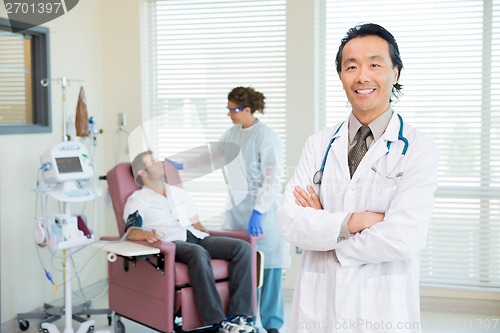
[221,86,290,333]
[277,24,439,332]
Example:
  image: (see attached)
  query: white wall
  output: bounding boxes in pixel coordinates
[99,0,143,236]
[282,0,317,290]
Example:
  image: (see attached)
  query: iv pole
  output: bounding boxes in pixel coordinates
[33,77,110,333]
[41,77,85,142]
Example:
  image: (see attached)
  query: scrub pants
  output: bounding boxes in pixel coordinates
[173,231,254,326]
[259,268,284,330]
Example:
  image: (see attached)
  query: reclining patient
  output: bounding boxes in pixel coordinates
[124,150,256,333]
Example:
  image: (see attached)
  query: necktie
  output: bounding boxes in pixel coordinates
[348,125,371,177]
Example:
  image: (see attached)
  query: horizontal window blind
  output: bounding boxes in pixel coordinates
[141,0,286,225]
[0,31,32,125]
[320,0,500,288]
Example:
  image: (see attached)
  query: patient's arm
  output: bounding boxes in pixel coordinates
[127,227,160,244]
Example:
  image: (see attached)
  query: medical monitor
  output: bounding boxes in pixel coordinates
[40,142,93,184]
[55,157,84,174]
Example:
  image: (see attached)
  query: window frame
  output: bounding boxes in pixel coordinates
[0,17,51,135]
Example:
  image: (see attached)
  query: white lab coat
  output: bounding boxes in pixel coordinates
[221,120,290,268]
[277,113,439,333]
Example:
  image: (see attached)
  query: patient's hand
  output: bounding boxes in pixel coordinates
[127,228,160,243]
[145,230,160,243]
[193,222,208,233]
[293,185,323,210]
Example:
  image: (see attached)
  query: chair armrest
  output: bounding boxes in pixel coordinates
[102,239,177,272]
[100,236,176,253]
[100,236,120,241]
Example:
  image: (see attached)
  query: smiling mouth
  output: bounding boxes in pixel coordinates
[355,89,375,95]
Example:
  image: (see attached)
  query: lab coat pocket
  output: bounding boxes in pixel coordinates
[366,175,398,213]
[296,271,329,332]
[360,275,411,332]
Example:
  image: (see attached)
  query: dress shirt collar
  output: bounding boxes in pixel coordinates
[348,107,393,145]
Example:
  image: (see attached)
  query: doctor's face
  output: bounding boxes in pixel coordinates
[339,35,399,122]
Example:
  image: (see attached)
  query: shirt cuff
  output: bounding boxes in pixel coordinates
[337,213,353,242]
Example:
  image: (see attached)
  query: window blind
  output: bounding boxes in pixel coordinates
[141,0,286,225]
[0,31,32,125]
[319,0,500,289]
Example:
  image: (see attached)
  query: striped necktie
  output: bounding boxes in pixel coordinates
[348,125,371,177]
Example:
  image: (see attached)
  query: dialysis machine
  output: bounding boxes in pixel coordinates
[23,141,109,333]
[37,141,96,251]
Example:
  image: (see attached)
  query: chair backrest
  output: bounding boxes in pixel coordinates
[106,161,182,237]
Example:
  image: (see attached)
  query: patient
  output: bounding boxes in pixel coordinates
[124,150,256,333]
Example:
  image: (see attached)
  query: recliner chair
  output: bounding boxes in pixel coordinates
[102,161,259,332]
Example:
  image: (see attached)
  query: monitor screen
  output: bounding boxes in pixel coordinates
[55,157,83,174]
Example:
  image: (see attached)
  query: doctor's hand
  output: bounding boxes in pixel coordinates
[293,185,323,210]
[165,158,184,170]
[347,212,385,234]
[247,210,264,237]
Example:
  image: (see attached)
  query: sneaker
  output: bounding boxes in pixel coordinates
[231,316,257,333]
[219,317,257,333]
[219,320,253,333]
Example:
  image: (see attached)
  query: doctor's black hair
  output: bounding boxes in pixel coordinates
[335,23,404,102]
[131,150,154,186]
[228,86,266,114]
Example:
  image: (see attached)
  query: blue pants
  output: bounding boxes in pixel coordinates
[259,268,284,330]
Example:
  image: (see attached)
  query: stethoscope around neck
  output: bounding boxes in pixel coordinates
[312,114,409,185]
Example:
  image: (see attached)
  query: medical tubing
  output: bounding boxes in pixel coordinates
[38,228,153,297]
[70,254,101,303]
[44,269,58,290]
[66,237,132,289]
[46,241,104,286]
[35,243,59,291]
[34,168,50,287]
[38,241,110,301]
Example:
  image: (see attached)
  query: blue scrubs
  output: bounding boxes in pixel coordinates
[259,268,284,330]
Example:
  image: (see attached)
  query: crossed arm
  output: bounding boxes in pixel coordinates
[292,185,384,234]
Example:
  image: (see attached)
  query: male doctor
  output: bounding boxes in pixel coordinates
[277,23,439,333]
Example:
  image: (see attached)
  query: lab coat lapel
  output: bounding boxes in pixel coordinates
[379,113,402,173]
[330,121,350,182]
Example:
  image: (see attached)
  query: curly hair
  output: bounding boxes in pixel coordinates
[228,86,266,114]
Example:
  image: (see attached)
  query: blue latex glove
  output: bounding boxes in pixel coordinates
[247,210,263,237]
[165,158,184,170]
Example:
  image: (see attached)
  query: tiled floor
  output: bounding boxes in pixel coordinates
[5,291,500,333]
[6,290,288,333]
